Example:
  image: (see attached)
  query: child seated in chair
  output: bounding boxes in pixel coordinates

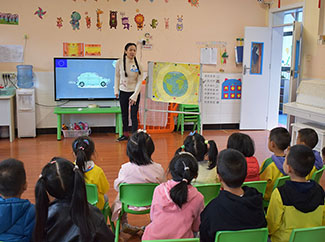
[0,158,35,242]
[260,127,291,202]
[200,149,267,242]
[176,131,218,185]
[72,136,109,210]
[111,130,166,234]
[142,152,204,240]
[296,128,323,170]
[266,145,325,242]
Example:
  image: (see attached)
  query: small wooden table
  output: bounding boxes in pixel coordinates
[54,106,122,140]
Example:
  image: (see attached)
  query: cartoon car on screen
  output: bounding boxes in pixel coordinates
[76,72,110,88]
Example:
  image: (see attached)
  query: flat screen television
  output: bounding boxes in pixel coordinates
[54,57,117,101]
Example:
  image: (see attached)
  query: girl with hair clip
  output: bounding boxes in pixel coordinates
[142,152,204,240]
[72,136,109,210]
[114,42,143,141]
[111,130,166,234]
[227,132,260,182]
[33,157,114,242]
[175,131,219,185]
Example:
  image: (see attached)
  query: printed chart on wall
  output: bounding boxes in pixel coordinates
[147,61,201,105]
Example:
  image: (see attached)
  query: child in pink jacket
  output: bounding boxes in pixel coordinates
[142,152,204,240]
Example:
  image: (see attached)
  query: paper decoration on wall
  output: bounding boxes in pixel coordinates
[222,78,241,99]
[202,73,221,105]
[96,9,104,30]
[176,15,183,31]
[143,33,152,49]
[34,7,47,19]
[70,11,81,30]
[0,45,23,62]
[188,0,199,7]
[56,17,63,28]
[150,19,158,29]
[109,11,118,29]
[135,0,139,2]
[164,18,169,29]
[134,13,145,30]
[200,48,217,65]
[85,44,101,56]
[85,12,91,28]
[150,62,200,104]
[220,48,228,64]
[149,0,154,2]
[165,0,169,2]
[63,43,84,56]
[0,13,19,25]
[120,12,131,30]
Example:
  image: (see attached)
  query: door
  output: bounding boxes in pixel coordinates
[240,27,272,130]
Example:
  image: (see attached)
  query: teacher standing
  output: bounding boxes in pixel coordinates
[114,43,143,141]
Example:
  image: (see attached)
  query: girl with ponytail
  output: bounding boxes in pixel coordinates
[114,42,143,141]
[33,157,114,242]
[72,136,109,210]
[142,152,204,240]
[111,130,165,234]
[176,132,219,184]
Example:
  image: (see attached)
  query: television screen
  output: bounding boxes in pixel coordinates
[54,58,117,101]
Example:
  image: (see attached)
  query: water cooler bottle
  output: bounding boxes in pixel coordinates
[16,88,36,137]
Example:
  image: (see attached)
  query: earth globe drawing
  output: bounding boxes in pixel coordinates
[163,71,188,97]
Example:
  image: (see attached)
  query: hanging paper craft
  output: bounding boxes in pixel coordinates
[109,11,118,29]
[150,62,200,104]
[63,43,84,56]
[150,19,158,29]
[120,12,131,30]
[188,0,199,7]
[222,78,241,99]
[56,17,63,28]
[34,7,47,19]
[176,15,183,31]
[85,12,91,28]
[85,44,101,56]
[134,13,144,30]
[70,11,81,30]
[96,9,104,30]
[143,33,152,49]
[164,18,169,29]
[220,48,228,64]
[0,13,19,25]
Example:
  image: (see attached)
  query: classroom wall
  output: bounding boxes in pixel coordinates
[0,0,267,128]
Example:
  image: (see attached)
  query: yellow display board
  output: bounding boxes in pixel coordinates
[150,62,201,104]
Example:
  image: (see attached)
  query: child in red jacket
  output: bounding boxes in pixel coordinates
[227,133,260,181]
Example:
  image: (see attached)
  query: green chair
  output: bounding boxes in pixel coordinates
[263,176,290,208]
[311,166,325,184]
[85,183,99,206]
[143,239,199,242]
[243,180,267,196]
[177,104,201,135]
[85,184,115,231]
[115,183,159,242]
[288,226,325,242]
[194,183,221,206]
[215,227,268,242]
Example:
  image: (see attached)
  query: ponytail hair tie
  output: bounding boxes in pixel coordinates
[73,165,79,171]
[182,178,188,183]
[79,146,85,151]
[83,139,89,145]
[181,145,185,149]
[205,140,209,144]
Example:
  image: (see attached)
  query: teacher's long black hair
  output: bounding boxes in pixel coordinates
[123,42,141,77]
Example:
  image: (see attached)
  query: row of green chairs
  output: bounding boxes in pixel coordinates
[143,226,325,242]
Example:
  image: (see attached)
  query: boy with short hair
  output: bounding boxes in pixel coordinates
[267,145,325,242]
[0,158,35,242]
[297,128,323,170]
[260,127,291,201]
[200,149,267,242]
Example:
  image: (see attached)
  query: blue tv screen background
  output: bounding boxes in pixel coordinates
[54,58,117,100]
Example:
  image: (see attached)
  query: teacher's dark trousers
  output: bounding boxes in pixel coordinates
[119,90,140,134]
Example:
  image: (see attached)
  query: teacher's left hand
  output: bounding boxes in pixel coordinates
[129,99,136,106]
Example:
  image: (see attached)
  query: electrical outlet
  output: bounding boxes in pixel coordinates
[24,34,28,40]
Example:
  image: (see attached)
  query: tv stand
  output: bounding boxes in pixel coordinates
[54,106,122,140]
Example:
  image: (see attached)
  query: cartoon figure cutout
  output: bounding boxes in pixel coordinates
[85,12,91,29]
[188,0,199,7]
[109,11,117,29]
[96,9,103,30]
[164,18,169,29]
[56,17,63,28]
[176,15,183,31]
[70,11,81,30]
[150,19,158,29]
[134,13,144,30]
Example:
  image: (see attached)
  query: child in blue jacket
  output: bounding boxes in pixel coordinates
[0,158,35,242]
